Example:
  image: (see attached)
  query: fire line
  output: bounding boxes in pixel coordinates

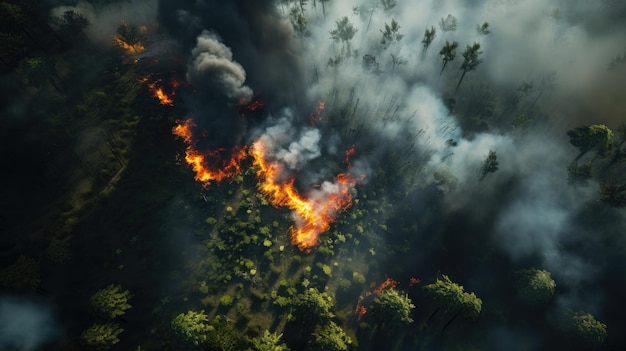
[172,113,364,251]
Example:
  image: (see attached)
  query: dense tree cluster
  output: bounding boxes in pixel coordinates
[514,268,556,306]
[90,284,132,319]
[171,310,212,346]
[80,323,123,350]
[1,1,623,350]
[423,275,482,327]
[368,288,415,327]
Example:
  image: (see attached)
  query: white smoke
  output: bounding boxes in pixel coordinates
[254,110,322,170]
[0,297,58,350]
[274,0,625,305]
[187,30,253,102]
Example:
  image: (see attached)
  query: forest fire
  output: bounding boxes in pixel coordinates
[355,278,398,319]
[239,99,266,117]
[114,37,145,54]
[172,115,363,250]
[250,141,363,251]
[172,119,248,185]
[310,100,325,125]
[147,80,174,105]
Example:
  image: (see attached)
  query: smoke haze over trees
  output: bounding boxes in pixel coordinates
[1,0,626,350]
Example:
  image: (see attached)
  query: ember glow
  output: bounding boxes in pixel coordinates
[355,278,399,319]
[239,99,265,117]
[172,115,363,250]
[172,119,248,185]
[148,80,174,105]
[114,37,145,54]
[250,141,363,251]
[309,100,325,125]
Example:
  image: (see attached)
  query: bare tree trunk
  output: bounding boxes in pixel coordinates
[442,312,460,331]
[456,70,467,92]
[440,60,448,75]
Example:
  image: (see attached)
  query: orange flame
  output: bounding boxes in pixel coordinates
[250,141,362,251]
[409,277,421,287]
[310,100,325,125]
[239,99,265,117]
[344,145,356,166]
[148,80,174,105]
[114,37,145,54]
[172,119,247,185]
[355,278,399,319]
[173,99,364,251]
[247,100,265,112]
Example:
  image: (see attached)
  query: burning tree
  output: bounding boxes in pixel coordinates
[115,22,145,53]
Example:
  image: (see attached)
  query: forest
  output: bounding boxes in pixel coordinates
[1,0,625,350]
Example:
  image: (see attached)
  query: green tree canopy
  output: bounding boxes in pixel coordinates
[330,16,358,43]
[55,10,89,37]
[558,310,607,348]
[252,330,290,351]
[80,323,123,351]
[457,42,483,91]
[599,183,626,208]
[368,288,415,327]
[0,255,40,291]
[116,22,145,52]
[567,124,613,159]
[311,321,352,351]
[477,22,491,35]
[380,19,403,48]
[422,26,436,50]
[20,57,55,89]
[480,150,499,181]
[514,268,556,305]
[423,275,482,322]
[171,310,212,346]
[295,287,335,323]
[439,14,457,32]
[439,40,458,75]
[89,284,132,319]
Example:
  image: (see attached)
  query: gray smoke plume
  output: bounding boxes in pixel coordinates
[0,297,58,350]
[153,0,626,345]
[253,110,322,170]
[187,30,253,103]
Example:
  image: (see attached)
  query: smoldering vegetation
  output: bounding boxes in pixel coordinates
[1,0,625,350]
